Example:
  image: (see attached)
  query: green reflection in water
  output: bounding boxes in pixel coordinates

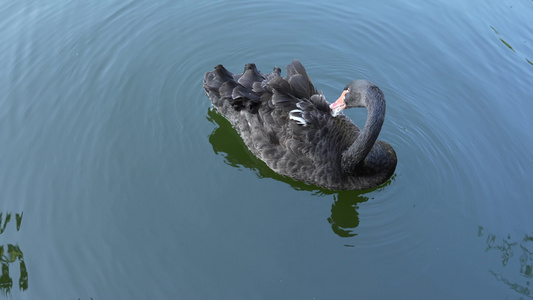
[490,26,532,66]
[0,213,11,235]
[478,226,533,298]
[207,109,393,239]
[491,26,516,52]
[0,212,28,297]
[328,192,367,238]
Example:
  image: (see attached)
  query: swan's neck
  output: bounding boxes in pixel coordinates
[341,87,385,174]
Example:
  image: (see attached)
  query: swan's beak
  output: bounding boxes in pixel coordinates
[330,90,348,117]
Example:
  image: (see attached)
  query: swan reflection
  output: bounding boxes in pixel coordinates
[328,193,369,238]
[0,212,28,297]
[207,109,387,238]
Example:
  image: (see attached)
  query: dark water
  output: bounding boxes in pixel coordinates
[1,1,532,299]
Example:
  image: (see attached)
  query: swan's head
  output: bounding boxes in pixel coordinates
[330,80,379,117]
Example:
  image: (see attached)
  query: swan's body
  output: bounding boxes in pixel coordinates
[203,60,396,190]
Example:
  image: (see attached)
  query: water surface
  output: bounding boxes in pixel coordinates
[1,0,532,299]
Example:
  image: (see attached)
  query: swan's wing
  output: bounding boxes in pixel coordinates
[255,76,335,166]
[204,60,331,115]
[286,60,331,113]
[204,60,334,147]
[265,69,331,129]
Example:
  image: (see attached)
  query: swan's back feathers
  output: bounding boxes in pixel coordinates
[238,63,264,88]
[204,60,329,120]
[284,60,318,100]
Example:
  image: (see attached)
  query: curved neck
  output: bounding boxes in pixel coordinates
[341,87,385,174]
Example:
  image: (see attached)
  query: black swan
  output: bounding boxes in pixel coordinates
[203,60,397,190]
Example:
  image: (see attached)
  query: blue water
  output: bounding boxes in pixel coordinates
[1,0,532,299]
